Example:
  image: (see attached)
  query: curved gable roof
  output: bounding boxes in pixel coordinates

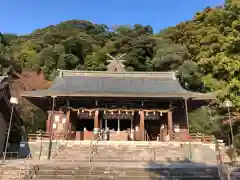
[20,70,215,99]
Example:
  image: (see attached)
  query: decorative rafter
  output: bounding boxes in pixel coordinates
[106,53,126,72]
[70,107,170,114]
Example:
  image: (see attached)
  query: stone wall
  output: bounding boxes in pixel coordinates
[0,112,7,156]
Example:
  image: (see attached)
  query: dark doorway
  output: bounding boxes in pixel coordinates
[75,119,94,131]
[102,119,132,131]
[105,119,118,130]
[120,119,131,131]
[145,120,161,140]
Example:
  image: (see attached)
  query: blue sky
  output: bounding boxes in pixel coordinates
[1,0,224,35]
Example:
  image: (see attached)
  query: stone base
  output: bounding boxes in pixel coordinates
[110,131,128,141]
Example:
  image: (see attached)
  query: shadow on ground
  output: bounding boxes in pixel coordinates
[145,159,230,180]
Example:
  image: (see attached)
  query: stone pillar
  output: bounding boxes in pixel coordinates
[168,111,173,140]
[140,111,145,141]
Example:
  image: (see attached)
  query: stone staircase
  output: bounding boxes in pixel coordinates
[26,162,226,180]
[19,141,230,179]
[19,141,63,160]
[54,141,186,162]
[0,164,22,180]
[1,162,228,180]
[0,140,64,180]
[90,142,153,162]
[0,159,38,180]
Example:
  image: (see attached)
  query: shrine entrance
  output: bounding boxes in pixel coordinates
[103,119,132,131]
[144,111,168,140]
[102,110,134,130]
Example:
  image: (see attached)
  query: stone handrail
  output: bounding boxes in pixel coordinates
[145,130,156,161]
[51,132,70,159]
[28,132,50,141]
[172,132,215,143]
[18,152,34,179]
[88,131,103,162]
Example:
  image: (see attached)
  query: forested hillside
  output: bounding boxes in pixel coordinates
[0,2,239,148]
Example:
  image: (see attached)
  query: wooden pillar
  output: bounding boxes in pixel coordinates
[46,119,50,132]
[93,110,99,140]
[65,111,70,139]
[46,112,51,132]
[168,111,173,140]
[94,110,99,129]
[140,111,145,141]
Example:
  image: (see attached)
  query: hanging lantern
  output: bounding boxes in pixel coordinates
[146,112,148,116]
[118,110,120,114]
[111,111,113,115]
[126,111,128,114]
[55,115,60,122]
[53,123,57,129]
[77,110,80,114]
[160,112,163,116]
[89,111,92,116]
[62,118,66,124]
[81,109,84,113]
[153,111,156,115]
[130,131,134,139]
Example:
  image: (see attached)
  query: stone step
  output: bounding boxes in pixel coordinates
[32,167,167,180]
[36,168,160,175]
[33,175,157,180]
[53,142,225,164]
[0,165,32,179]
[30,165,223,180]
[56,152,89,156]
[51,159,153,162]
[55,155,89,158]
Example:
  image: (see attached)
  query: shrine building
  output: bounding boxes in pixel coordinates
[20,59,215,141]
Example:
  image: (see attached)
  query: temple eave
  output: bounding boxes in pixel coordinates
[20,90,215,99]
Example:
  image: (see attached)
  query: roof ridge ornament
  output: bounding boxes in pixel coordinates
[106,53,126,72]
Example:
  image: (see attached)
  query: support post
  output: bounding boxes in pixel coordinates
[117,119,120,133]
[167,111,173,140]
[48,96,56,160]
[66,111,71,140]
[94,110,99,129]
[185,98,192,161]
[46,112,51,132]
[140,111,145,141]
[228,106,236,165]
[2,105,15,164]
[94,110,99,140]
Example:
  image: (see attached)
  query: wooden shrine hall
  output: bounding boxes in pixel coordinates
[20,57,215,141]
